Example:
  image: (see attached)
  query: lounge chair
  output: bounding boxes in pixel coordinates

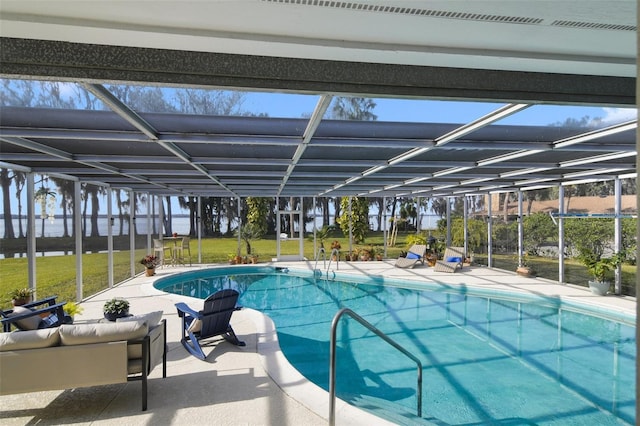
[175,289,246,360]
[1,296,68,332]
[434,247,465,273]
[394,244,427,269]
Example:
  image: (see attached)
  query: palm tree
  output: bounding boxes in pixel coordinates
[50,177,74,237]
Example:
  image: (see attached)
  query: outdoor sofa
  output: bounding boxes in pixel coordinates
[0,316,167,411]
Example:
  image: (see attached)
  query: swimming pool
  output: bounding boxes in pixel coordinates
[155,266,635,425]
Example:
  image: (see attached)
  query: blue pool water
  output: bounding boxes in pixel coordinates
[155,266,636,425]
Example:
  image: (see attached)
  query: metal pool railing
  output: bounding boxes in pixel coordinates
[328,307,423,425]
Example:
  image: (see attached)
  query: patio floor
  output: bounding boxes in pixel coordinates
[0,260,635,425]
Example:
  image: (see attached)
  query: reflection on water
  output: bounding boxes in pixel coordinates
[156,267,636,425]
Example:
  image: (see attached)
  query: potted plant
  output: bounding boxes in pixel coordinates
[63,301,84,323]
[236,223,265,259]
[330,240,341,260]
[9,288,34,306]
[516,253,535,277]
[228,253,237,265]
[316,226,331,250]
[103,298,130,321]
[140,254,159,276]
[579,251,625,296]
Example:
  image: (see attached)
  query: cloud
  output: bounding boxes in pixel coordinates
[602,107,637,124]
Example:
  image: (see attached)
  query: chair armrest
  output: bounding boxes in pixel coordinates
[1,302,66,332]
[23,295,58,309]
[175,302,200,318]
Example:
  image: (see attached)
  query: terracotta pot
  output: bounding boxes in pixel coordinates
[145,267,155,277]
[12,297,31,307]
[516,266,534,277]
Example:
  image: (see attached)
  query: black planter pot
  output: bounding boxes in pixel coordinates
[103,310,129,322]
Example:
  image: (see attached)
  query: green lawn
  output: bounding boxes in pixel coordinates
[0,233,407,308]
[1,233,636,308]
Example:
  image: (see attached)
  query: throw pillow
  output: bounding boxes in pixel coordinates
[445,256,462,263]
[116,310,163,328]
[406,252,420,260]
[7,306,42,330]
[59,321,148,346]
[0,328,60,351]
[187,318,202,333]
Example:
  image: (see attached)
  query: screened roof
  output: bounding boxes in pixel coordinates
[0,1,636,198]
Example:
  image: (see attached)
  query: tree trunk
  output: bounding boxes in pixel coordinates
[90,190,100,237]
[1,169,15,239]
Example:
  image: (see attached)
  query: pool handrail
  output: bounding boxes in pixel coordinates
[326,248,340,272]
[314,247,327,272]
[329,307,423,425]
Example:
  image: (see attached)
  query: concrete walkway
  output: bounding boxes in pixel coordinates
[0,261,635,425]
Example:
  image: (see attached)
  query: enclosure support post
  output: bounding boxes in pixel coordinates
[446,197,451,246]
[74,180,83,301]
[276,197,281,259]
[383,196,388,258]
[299,197,304,258]
[197,196,202,264]
[146,193,152,253]
[129,190,136,278]
[463,196,468,257]
[558,186,565,284]
[107,188,114,288]
[517,191,524,268]
[348,197,353,255]
[614,178,622,294]
[487,194,493,268]
[237,196,242,256]
[26,173,36,294]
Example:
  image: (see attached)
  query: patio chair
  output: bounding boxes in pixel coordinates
[153,239,173,267]
[175,236,192,266]
[394,244,427,269]
[1,296,68,332]
[175,289,245,360]
[434,247,466,273]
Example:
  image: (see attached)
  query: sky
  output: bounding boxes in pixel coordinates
[241,91,637,127]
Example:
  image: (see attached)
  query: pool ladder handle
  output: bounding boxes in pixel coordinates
[313,248,339,276]
[328,308,423,426]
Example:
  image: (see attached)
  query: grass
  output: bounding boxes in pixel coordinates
[0,233,406,308]
[1,232,636,308]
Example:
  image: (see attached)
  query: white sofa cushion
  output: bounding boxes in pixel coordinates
[6,306,42,330]
[0,328,60,351]
[117,311,163,328]
[59,321,148,346]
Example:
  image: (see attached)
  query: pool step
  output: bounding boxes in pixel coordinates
[342,392,436,425]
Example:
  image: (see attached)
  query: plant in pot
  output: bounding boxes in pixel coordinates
[578,250,625,296]
[315,226,331,250]
[516,253,535,277]
[63,301,84,323]
[140,254,159,276]
[330,240,341,260]
[9,287,34,306]
[103,298,130,321]
[236,223,265,260]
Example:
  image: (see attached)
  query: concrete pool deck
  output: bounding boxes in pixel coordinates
[0,260,635,425]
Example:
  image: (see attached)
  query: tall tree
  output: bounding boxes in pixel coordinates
[330,97,377,120]
[49,177,74,237]
[337,196,369,244]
